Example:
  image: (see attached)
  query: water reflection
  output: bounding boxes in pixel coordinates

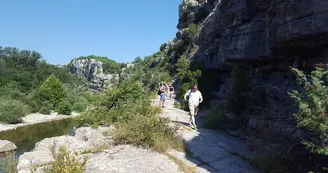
[0,118,76,157]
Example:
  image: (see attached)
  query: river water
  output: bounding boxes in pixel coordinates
[0,118,77,158]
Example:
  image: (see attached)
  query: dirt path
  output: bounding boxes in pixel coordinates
[159,99,257,173]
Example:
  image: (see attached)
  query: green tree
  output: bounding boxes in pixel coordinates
[37,74,67,106]
[289,66,328,155]
[33,61,54,87]
[176,56,202,107]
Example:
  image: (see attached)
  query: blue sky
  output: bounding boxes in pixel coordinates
[0,0,181,64]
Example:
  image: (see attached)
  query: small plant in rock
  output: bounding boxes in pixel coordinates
[0,153,18,173]
[289,66,328,156]
[187,2,194,9]
[43,145,88,173]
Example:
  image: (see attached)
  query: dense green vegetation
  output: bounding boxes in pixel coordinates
[0,46,90,123]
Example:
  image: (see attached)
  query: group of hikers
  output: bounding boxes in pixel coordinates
[158,83,203,129]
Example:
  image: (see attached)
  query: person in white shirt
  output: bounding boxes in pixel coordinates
[184,84,203,129]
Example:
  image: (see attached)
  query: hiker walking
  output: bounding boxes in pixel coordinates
[169,85,174,100]
[184,84,203,129]
[159,83,166,108]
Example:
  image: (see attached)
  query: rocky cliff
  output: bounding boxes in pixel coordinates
[167,0,328,166]
[179,0,328,69]
[69,59,118,91]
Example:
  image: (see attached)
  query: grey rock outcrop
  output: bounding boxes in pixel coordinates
[70,59,118,91]
[0,140,17,153]
[16,127,182,173]
[17,127,111,173]
[188,0,328,69]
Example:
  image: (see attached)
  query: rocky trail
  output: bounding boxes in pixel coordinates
[16,100,257,173]
[160,100,257,173]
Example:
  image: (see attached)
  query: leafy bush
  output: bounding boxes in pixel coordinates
[39,102,53,114]
[56,100,72,115]
[36,74,67,107]
[77,80,152,126]
[289,66,328,155]
[203,104,225,129]
[113,114,183,153]
[225,64,252,114]
[42,145,87,173]
[71,101,87,112]
[0,99,30,124]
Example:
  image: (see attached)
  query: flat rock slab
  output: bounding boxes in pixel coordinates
[0,140,17,153]
[85,145,181,173]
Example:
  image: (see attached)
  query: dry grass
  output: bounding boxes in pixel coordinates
[112,114,184,153]
[166,154,196,173]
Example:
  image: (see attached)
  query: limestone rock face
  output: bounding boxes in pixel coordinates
[176,0,328,68]
[0,140,17,153]
[69,59,118,91]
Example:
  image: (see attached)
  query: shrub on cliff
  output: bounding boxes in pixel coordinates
[35,74,67,107]
[289,66,328,156]
[0,99,30,124]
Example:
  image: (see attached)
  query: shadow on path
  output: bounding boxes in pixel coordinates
[159,100,258,173]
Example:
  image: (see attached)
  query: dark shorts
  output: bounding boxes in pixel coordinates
[160,93,166,101]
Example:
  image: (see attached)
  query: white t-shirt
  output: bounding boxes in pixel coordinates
[185,89,203,106]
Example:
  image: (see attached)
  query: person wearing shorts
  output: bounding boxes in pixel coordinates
[184,84,203,129]
[159,84,166,108]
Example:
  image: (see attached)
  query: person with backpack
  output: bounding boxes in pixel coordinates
[184,84,203,129]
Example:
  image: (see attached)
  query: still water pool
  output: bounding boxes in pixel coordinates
[0,118,77,157]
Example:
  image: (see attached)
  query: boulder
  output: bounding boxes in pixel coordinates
[17,127,112,173]
[0,140,17,153]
